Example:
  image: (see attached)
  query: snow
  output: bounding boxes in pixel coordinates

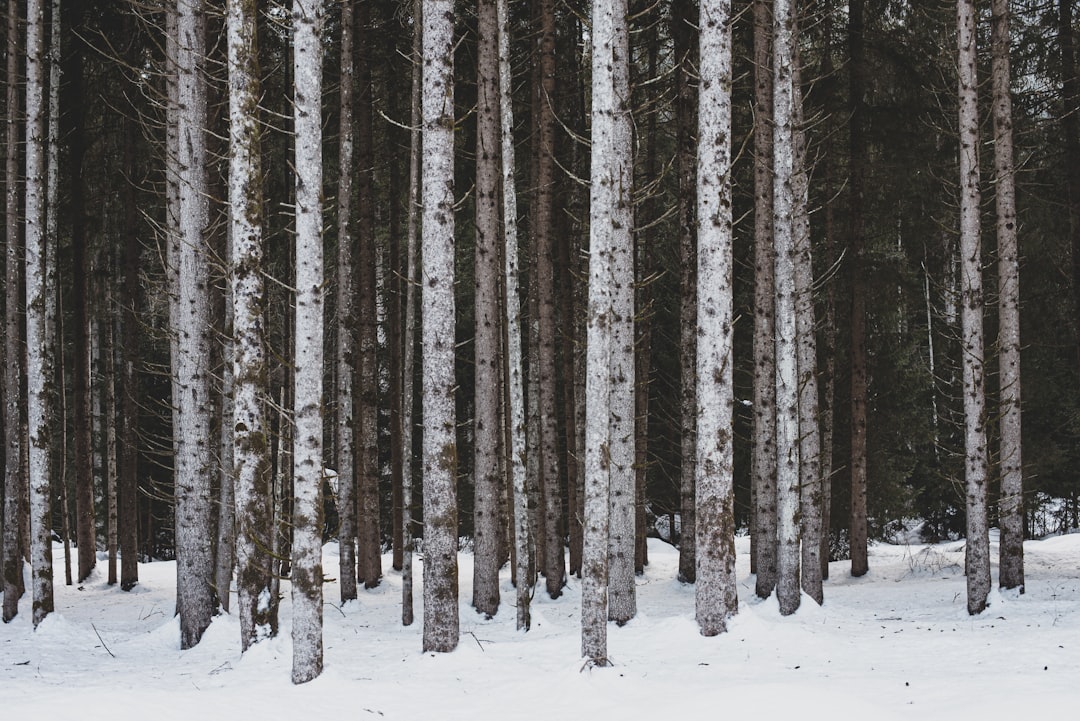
[2,534,1078,720]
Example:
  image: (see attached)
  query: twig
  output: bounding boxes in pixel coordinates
[91,624,117,658]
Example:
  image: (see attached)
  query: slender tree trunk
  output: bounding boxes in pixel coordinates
[172,0,215,648]
[215,264,235,611]
[291,0,326,684]
[105,294,119,587]
[991,0,1024,593]
[848,0,869,578]
[773,0,801,617]
[792,43,822,605]
[752,0,778,598]
[498,0,532,631]
[958,0,990,616]
[66,5,95,584]
[335,0,358,604]
[421,0,460,654]
[227,0,276,649]
[605,0,636,627]
[2,0,24,623]
[695,0,738,637]
[473,0,502,619]
[119,88,140,591]
[400,0,422,628]
[355,0,381,591]
[672,0,697,584]
[25,0,54,627]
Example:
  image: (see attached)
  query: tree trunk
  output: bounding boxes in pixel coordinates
[473,0,503,619]
[25,0,55,627]
[335,0,358,604]
[290,0,326,684]
[119,85,140,591]
[672,0,697,584]
[695,0,738,636]
[173,0,215,649]
[957,0,990,616]
[498,0,532,631]
[792,42,823,606]
[421,0,460,654]
[355,0,381,591]
[227,0,277,649]
[535,0,566,602]
[2,0,24,623]
[773,0,801,617]
[605,0,636,628]
[752,0,778,598]
[848,0,869,578]
[991,0,1023,593]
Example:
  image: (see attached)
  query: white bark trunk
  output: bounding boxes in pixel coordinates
[25,0,54,628]
[173,0,215,649]
[227,0,277,651]
[957,0,990,615]
[695,0,738,637]
[605,0,636,628]
[291,0,325,684]
[421,0,460,654]
[773,0,801,617]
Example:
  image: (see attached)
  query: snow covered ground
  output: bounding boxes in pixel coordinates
[2,532,1077,720]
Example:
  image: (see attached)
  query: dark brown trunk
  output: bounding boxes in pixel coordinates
[849,0,869,577]
[120,111,140,591]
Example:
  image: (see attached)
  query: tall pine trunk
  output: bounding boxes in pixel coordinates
[991,0,1024,593]
[751,0,778,598]
[25,0,55,627]
[957,0,990,615]
[421,0,460,654]
[473,0,502,619]
[173,0,215,648]
[695,0,738,637]
[290,0,326,684]
[773,0,801,617]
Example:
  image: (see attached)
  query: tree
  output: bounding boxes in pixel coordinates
[773,0,801,617]
[3,0,25,624]
[957,0,990,616]
[582,0,633,664]
[848,0,869,578]
[421,0,460,654]
[498,0,532,632]
[751,0,777,598]
[228,0,277,650]
[25,0,54,628]
[335,0,358,604]
[991,0,1024,594]
[472,0,502,619]
[605,0,636,628]
[172,0,215,648]
[291,0,326,684]
[695,0,738,637]
[672,0,698,586]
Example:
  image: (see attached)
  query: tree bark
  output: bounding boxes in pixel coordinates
[751,0,778,597]
[3,0,24,623]
[498,0,532,631]
[473,0,503,619]
[957,0,990,615]
[695,0,738,636]
[773,0,801,617]
[355,0,381,591]
[673,0,698,584]
[991,0,1024,593]
[25,0,54,627]
[335,0,358,604]
[848,0,869,578]
[421,0,460,654]
[119,80,140,591]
